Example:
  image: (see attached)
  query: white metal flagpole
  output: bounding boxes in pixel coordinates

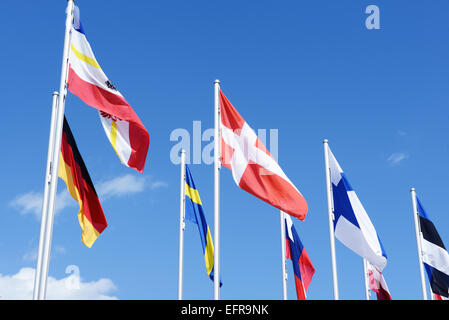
[213,79,221,300]
[33,0,75,300]
[323,139,339,300]
[178,150,186,300]
[410,187,428,300]
[280,211,288,300]
[33,92,59,300]
[363,259,370,300]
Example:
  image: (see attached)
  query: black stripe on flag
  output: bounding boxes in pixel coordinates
[419,216,446,249]
[429,266,449,298]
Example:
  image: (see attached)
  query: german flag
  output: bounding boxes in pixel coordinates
[58,117,107,247]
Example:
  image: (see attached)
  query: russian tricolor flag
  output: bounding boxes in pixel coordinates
[284,214,315,300]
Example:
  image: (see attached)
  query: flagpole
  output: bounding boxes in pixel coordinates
[410,188,428,300]
[363,259,370,300]
[213,79,221,300]
[33,92,59,300]
[280,211,288,300]
[33,0,75,300]
[178,150,186,300]
[323,139,339,300]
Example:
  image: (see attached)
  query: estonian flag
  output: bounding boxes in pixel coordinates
[58,117,107,248]
[184,165,221,285]
[417,197,449,299]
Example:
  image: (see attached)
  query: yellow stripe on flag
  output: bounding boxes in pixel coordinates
[70,43,101,69]
[110,120,118,146]
[58,153,100,248]
[185,182,202,205]
[204,226,214,276]
[78,213,101,248]
[109,120,121,158]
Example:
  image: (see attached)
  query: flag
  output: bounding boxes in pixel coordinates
[184,165,221,285]
[367,261,392,300]
[67,6,149,173]
[59,117,107,248]
[219,90,308,220]
[416,197,449,299]
[284,214,315,300]
[327,145,387,271]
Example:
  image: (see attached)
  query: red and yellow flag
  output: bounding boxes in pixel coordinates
[58,117,107,247]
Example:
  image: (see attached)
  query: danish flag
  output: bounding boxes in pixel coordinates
[219,90,308,221]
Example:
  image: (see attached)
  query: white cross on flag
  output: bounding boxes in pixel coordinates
[219,90,308,221]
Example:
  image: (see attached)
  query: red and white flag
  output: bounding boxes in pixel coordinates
[219,90,308,220]
[367,262,392,300]
[67,6,149,173]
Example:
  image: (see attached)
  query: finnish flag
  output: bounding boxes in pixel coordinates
[328,147,387,271]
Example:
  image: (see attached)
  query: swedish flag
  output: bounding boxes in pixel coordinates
[185,165,221,285]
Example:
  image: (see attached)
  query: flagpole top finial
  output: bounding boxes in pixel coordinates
[411,187,415,192]
[323,139,329,144]
[214,79,220,84]
[52,91,59,96]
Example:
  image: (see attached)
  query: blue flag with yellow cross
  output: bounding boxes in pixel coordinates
[185,164,221,286]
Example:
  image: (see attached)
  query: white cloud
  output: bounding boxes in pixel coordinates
[149,180,168,190]
[97,174,146,199]
[387,152,409,165]
[10,174,168,218]
[0,267,117,300]
[23,245,66,262]
[22,250,37,262]
[9,190,74,220]
[97,174,168,198]
[9,192,41,218]
[54,245,66,255]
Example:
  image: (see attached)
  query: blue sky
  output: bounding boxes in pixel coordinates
[0,0,448,299]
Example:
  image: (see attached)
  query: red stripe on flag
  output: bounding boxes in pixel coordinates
[376,287,392,300]
[128,121,150,173]
[61,129,107,236]
[285,238,292,260]
[298,250,315,292]
[68,66,149,173]
[293,274,306,300]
